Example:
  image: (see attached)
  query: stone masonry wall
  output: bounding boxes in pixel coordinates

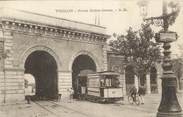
[0,18,108,103]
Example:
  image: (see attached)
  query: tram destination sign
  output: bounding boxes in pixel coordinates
[159,32,177,42]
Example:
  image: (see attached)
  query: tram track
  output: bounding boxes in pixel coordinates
[32,100,91,117]
[32,101,60,117]
[48,100,91,117]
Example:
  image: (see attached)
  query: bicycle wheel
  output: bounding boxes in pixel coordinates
[135,95,140,105]
[128,96,133,104]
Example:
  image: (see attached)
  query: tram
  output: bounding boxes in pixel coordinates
[77,71,123,103]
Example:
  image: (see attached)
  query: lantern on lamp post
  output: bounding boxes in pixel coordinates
[137,0,148,19]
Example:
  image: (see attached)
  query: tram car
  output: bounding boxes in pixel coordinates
[77,71,123,103]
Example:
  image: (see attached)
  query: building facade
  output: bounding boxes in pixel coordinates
[0,8,109,103]
[172,58,183,92]
[107,48,163,95]
[1,8,181,104]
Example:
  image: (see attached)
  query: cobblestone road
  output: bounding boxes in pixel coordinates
[0,93,182,117]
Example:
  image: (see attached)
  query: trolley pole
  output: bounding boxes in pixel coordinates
[145,0,182,117]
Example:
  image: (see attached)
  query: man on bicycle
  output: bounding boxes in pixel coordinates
[129,86,137,102]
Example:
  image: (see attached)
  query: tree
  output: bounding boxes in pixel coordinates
[109,23,161,85]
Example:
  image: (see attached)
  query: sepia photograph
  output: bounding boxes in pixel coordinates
[0,0,182,117]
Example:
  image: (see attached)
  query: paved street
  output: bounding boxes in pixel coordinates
[0,94,182,117]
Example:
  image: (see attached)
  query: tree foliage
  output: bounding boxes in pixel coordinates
[109,23,161,77]
[168,1,181,25]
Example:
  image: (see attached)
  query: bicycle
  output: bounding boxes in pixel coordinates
[128,94,140,105]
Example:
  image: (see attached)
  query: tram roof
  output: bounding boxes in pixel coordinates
[87,71,120,77]
[98,71,120,76]
[78,69,95,77]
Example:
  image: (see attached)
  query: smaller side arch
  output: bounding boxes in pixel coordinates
[69,50,100,72]
[19,45,62,71]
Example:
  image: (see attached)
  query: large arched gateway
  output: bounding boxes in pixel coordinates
[125,65,135,94]
[0,8,108,103]
[72,54,96,98]
[24,51,58,100]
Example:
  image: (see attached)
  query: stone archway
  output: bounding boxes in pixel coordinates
[24,51,58,100]
[125,65,136,94]
[69,50,100,72]
[150,67,158,93]
[70,51,97,98]
[19,45,62,70]
[20,45,62,100]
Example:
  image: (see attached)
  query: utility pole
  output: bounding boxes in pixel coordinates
[137,0,148,20]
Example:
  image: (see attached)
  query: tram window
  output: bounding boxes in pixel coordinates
[105,78,111,87]
[88,78,99,87]
[100,75,120,88]
[111,77,120,88]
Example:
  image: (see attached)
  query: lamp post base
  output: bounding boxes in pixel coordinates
[157,112,183,117]
[156,76,183,117]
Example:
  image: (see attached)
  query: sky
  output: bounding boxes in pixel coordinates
[0,0,183,57]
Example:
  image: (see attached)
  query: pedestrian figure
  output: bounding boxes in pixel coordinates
[68,88,74,103]
[129,86,137,103]
[24,74,35,104]
[57,94,62,102]
[138,86,145,104]
[25,81,34,104]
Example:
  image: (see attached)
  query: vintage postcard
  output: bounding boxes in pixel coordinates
[0,0,182,117]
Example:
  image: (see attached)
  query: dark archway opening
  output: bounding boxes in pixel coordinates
[150,67,158,93]
[125,65,135,94]
[72,55,96,98]
[139,73,146,86]
[24,51,58,100]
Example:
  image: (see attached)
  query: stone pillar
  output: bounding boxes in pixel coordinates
[157,74,162,94]
[0,30,4,103]
[102,44,108,71]
[58,71,72,100]
[0,30,24,103]
[134,75,139,91]
[4,31,14,69]
[156,71,162,94]
[156,63,163,94]
[0,71,4,103]
[3,69,25,103]
[180,77,183,90]
[146,74,151,94]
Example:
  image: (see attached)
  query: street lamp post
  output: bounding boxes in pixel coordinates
[145,0,182,117]
[137,0,148,19]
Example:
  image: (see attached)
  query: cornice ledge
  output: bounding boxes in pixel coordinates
[1,18,109,43]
